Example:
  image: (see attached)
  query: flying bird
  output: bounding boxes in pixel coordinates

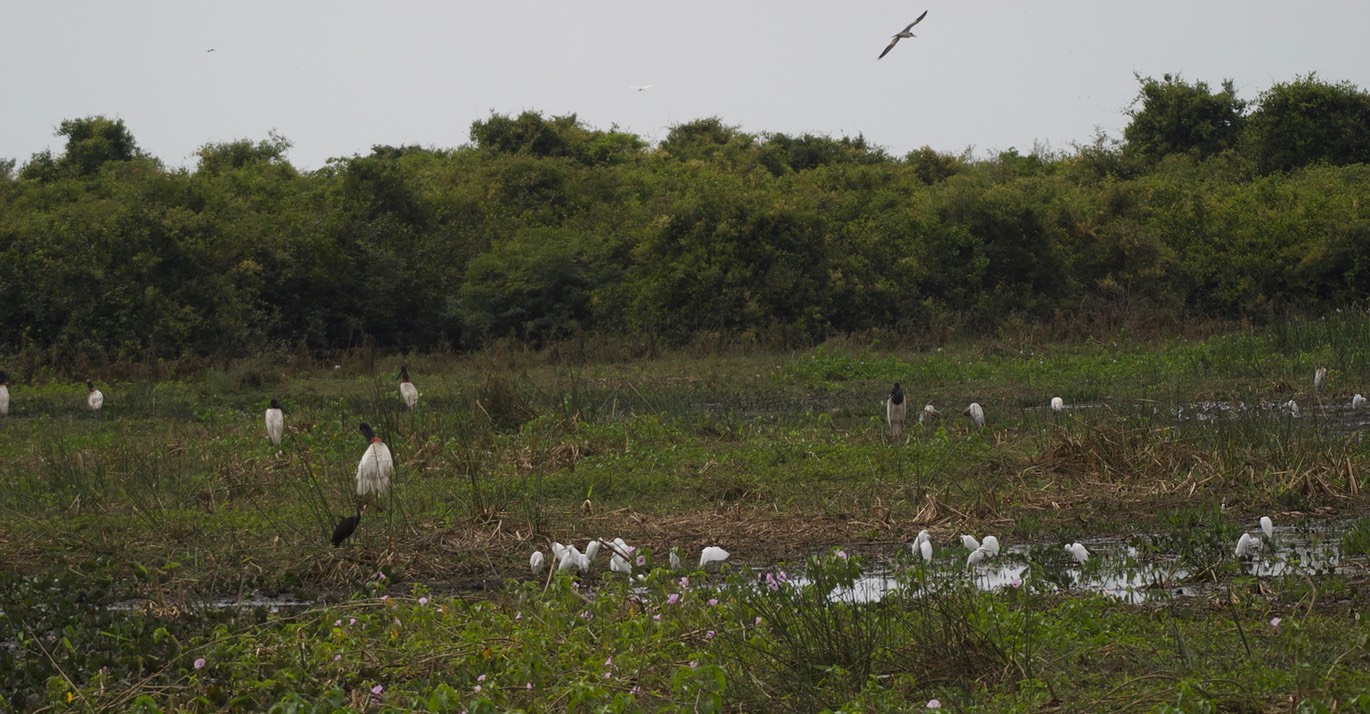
[878,10,928,60]
[886,383,907,438]
[355,422,394,498]
[398,364,418,409]
[87,380,104,415]
[265,399,284,446]
[630,85,653,92]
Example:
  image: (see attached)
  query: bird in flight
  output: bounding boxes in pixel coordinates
[630,85,653,92]
[878,10,928,60]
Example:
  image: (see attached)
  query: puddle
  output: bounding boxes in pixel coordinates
[105,595,313,614]
[789,522,1360,605]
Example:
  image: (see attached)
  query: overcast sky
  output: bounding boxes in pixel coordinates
[4,1,1368,171]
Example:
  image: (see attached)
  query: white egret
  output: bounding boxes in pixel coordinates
[1314,366,1327,392]
[919,538,933,563]
[886,383,907,438]
[965,547,988,569]
[610,553,631,574]
[1050,397,1064,412]
[699,546,730,567]
[914,529,930,545]
[530,550,546,574]
[87,380,104,415]
[609,537,635,559]
[265,398,284,446]
[1065,542,1089,564]
[558,545,582,572]
[980,535,1001,557]
[1353,394,1366,409]
[551,542,567,565]
[584,539,602,564]
[1284,400,1300,417]
[0,370,9,415]
[919,404,942,426]
[1234,532,1258,558]
[355,422,394,498]
[398,364,419,409]
[331,505,362,547]
[960,535,980,551]
[1260,516,1273,540]
[877,9,928,59]
[669,549,682,570]
[964,402,985,428]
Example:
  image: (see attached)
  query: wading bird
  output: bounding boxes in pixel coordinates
[918,538,933,563]
[886,383,907,438]
[964,402,985,428]
[87,380,104,416]
[878,9,928,60]
[1260,516,1274,540]
[530,550,546,574]
[1051,397,1065,413]
[1235,532,1258,559]
[355,422,394,498]
[610,553,631,574]
[966,547,988,569]
[700,546,730,567]
[960,534,980,552]
[1066,542,1089,564]
[398,364,419,409]
[669,548,682,570]
[1284,400,1300,418]
[980,535,1001,557]
[0,370,9,415]
[265,399,284,446]
[331,505,362,546]
[1353,393,1366,409]
[1314,366,1327,392]
[919,404,942,426]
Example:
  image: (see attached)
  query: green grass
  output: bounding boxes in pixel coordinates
[3,313,1370,710]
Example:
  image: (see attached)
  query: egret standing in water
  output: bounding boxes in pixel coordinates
[1260,516,1274,540]
[355,422,393,499]
[1235,532,1258,559]
[86,380,104,416]
[0,370,9,415]
[265,399,285,446]
[1065,542,1089,564]
[886,383,907,438]
[398,364,419,410]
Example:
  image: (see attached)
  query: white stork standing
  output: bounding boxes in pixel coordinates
[886,383,907,438]
[265,399,285,446]
[0,370,9,416]
[355,422,394,498]
[87,380,104,416]
[398,364,419,410]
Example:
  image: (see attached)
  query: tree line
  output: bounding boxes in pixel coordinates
[1,73,1369,365]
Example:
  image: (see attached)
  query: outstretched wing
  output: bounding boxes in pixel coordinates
[903,9,928,32]
[878,36,901,59]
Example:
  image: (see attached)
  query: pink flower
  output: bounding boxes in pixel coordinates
[525,682,533,690]
[477,674,486,682]
[755,616,762,625]
[515,612,522,620]
[348,618,357,626]
[1011,578,1022,589]
[1270,617,1282,628]
[689,660,698,668]
[708,598,719,606]
[667,593,680,605]
[636,555,646,566]
[193,657,206,669]
[604,657,613,666]
[927,699,941,709]
[473,684,482,693]
[837,550,848,560]
[334,619,341,627]
[418,597,428,606]
[371,684,384,696]
[679,576,689,588]
[333,654,341,662]
[376,572,386,581]
[603,672,611,679]
[705,630,715,640]
[653,614,661,621]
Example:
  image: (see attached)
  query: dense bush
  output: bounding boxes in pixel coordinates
[2,73,1370,364]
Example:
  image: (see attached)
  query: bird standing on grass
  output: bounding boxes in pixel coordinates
[700,546,730,567]
[355,422,393,498]
[332,505,362,547]
[919,404,942,426]
[265,399,284,446]
[886,383,907,438]
[398,364,418,410]
[1051,397,1064,413]
[878,9,928,59]
[0,370,9,415]
[964,402,985,428]
[86,380,104,416]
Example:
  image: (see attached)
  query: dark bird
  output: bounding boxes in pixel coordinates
[206,48,215,53]
[886,383,907,437]
[878,10,928,60]
[332,505,362,546]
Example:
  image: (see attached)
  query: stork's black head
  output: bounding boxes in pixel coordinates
[0,370,8,384]
[86,380,95,391]
[269,398,282,410]
[890,383,905,404]
[359,422,376,441]
[398,364,410,381]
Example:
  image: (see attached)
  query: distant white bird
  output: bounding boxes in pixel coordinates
[699,546,730,567]
[669,549,682,570]
[878,9,928,60]
[886,383,907,438]
[919,538,933,563]
[610,553,632,574]
[1234,532,1258,558]
[964,402,985,428]
[1050,397,1065,412]
[919,404,942,426]
[1260,516,1273,540]
[1354,393,1366,409]
[0,370,9,415]
[584,539,602,564]
[630,84,653,91]
[1284,400,1301,417]
[558,545,582,572]
[530,550,545,574]
[960,535,980,551]
[1314,366,1327,392]
[86,380,104,415]
[265,398,284,446]
[355,422,394,498]
[1065,542,1089,564]
[914,529,930,546]
[966,547,988,569]
[398,364,419,409]
[980,535,1000,557]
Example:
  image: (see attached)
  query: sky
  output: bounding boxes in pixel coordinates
[3,1,1369,171]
